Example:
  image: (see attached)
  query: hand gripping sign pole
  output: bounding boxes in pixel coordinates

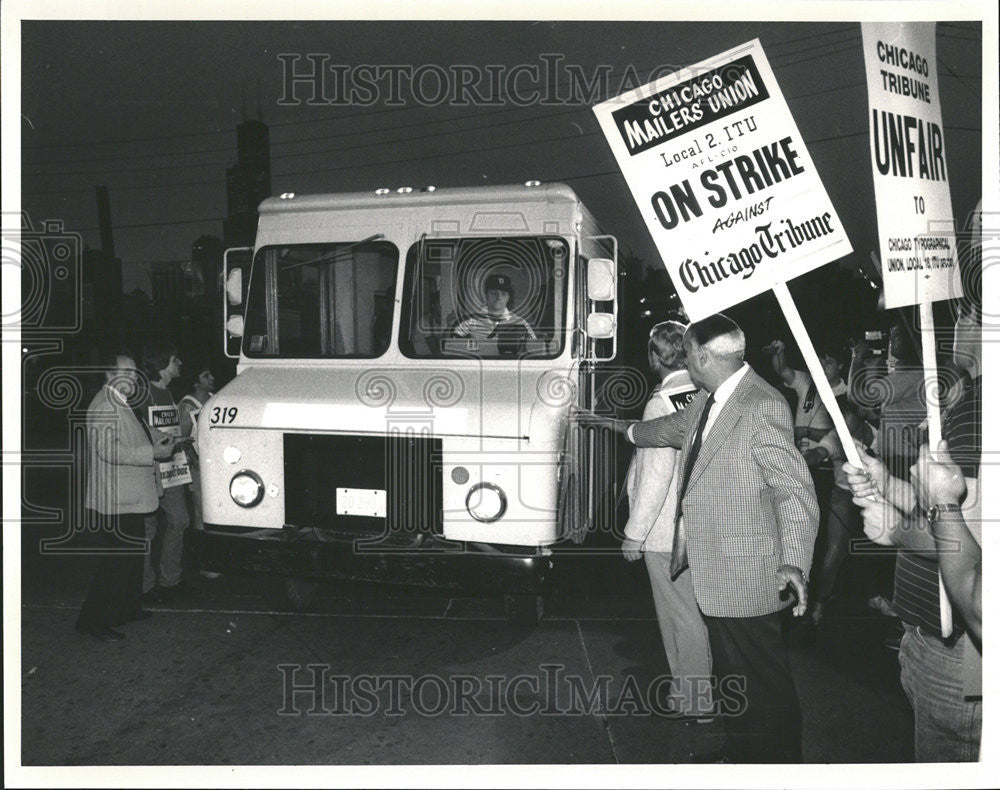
[861,22,963,638]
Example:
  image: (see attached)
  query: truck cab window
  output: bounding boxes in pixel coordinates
[399,236,567,359]
[243,241,398,358]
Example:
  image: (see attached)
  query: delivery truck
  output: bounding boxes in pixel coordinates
[188,181,622,623]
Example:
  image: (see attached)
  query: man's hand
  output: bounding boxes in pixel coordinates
[153,436,177,460]
[571,406,630,436]
[910,440,966,511]
[776,565,808,616]
[842,440,888,499]
[853,495,903,546]
[621,537,644,562]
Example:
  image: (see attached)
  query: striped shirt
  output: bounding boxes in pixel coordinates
[892,376,980,643]
[453,311,536,340]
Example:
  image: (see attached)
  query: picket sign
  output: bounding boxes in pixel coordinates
[772,283,863,469]
[860,21,963,638]
[592,37,859,463]
[593,34,956,631]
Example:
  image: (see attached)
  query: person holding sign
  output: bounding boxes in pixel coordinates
[179,364,222,580]
[578,314,819,763]
[621,320,713,721]
[76,351,180,641]
[843,300,981,762]
[135,340,193,601]
[763,339,835,455]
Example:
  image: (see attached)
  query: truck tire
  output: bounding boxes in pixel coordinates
[504,593,544,627]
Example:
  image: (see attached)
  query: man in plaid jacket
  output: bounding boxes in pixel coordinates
[589,313,819,762]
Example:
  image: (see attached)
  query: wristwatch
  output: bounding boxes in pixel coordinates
[926,503,962,523]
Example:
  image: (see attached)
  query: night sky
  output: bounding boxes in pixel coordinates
[16,14,986,298]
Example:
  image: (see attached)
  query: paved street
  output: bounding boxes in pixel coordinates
[18,473,914,766]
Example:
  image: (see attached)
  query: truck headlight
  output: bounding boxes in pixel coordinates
[465,482,507,523]
[230,470,264,508]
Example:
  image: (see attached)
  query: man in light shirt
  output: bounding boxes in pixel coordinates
[622,320,712,720]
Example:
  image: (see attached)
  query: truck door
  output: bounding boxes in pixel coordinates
[562,237,619,543]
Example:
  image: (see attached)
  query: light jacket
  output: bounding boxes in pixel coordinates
[85,384,159,514]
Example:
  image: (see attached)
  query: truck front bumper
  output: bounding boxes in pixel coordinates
[189,526,551,594]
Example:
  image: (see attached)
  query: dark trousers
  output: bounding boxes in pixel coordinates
[77,511,148,629]
[704,611,803,763]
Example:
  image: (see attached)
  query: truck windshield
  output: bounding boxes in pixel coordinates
[243,240,398,358]
[399,236,569,359]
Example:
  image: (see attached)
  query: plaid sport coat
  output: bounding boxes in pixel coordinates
[632,367,819,618]
[85,384,160,515]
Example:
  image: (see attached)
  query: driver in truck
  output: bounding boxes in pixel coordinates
[452,273,537,341]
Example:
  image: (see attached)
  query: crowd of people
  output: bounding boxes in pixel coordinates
[76,341,219,642]
[587,288,982,762]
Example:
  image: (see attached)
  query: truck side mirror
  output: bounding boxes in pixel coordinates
[226,268,243,306]
[586,313,616,339]
[581,237,618,363]
[223,247,253,359]
[586,258,616,301]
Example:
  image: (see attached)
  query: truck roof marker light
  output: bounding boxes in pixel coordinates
[279,192,295,199]
[524,180,541,187]
[375,188,390,195]
[466,482,507,523]
[397,186,413,194]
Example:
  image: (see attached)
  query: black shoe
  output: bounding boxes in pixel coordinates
[141,588,166,604]
[692,747,733,763]
[113,609,154,626]
[664,706,716,724]
[158,582,198,600]
[75,622,126,642]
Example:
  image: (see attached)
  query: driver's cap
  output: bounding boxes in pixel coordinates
[484,273,513,294]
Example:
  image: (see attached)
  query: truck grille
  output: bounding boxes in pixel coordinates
[283,433,443,537]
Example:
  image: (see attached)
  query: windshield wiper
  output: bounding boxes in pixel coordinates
[283,234,386,272]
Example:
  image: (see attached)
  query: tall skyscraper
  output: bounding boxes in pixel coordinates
[223,114,270,248]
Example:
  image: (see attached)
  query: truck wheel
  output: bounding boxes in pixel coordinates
[269,577,319,611]
[504,593,544,627]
